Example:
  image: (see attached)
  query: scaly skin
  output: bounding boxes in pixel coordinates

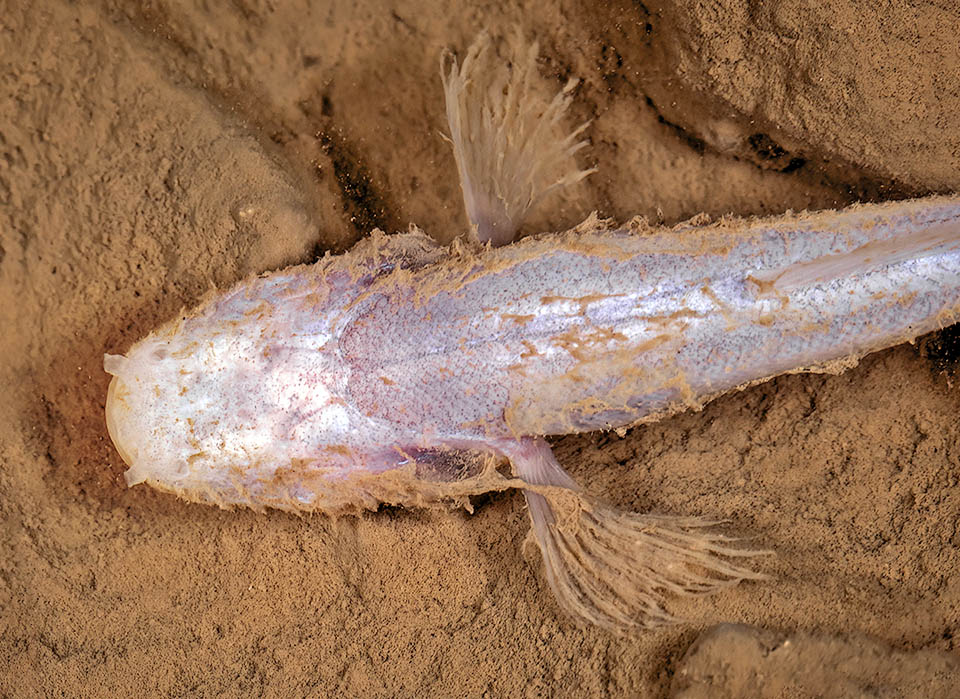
[104,194,960,629]
[106,194,960,507]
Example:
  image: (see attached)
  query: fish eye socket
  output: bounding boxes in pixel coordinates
[151,347,168,361]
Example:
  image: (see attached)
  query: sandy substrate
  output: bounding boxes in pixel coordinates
[2,1,959,696]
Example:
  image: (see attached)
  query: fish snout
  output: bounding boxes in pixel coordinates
[104,354,150,485]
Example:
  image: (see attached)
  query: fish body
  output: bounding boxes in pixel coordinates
[103,33,960,630]
[351,198,960,441]
[106,197,960,511]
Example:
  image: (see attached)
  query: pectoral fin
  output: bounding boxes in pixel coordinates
[440,33,596,246]
[503,437,769,631]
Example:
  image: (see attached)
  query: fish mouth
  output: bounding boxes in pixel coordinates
[105,374,135,467]
[104,374,150,486]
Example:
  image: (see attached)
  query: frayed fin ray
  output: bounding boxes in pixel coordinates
[508,438,769,631]
[441,32,596,246]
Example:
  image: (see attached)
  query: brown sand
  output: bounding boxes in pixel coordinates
[2,1,959,696]
[673,624,960,697]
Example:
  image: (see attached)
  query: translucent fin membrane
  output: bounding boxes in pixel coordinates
[103,353,127,377]
[441,33,596,246]
[510,438,768,631]
[756,218,960,292]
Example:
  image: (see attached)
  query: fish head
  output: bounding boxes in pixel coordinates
[102,283,367,505]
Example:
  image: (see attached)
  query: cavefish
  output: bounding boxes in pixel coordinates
[103,34,960,631]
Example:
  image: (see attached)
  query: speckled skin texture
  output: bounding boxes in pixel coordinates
[105,195,960,512]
